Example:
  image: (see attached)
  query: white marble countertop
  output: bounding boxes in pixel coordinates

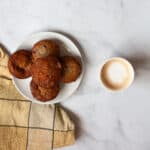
[1,0,150,149]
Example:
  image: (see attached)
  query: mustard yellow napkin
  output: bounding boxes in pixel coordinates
[0,47,75,150]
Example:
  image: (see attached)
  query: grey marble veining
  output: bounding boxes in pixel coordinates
[1,0,150,149]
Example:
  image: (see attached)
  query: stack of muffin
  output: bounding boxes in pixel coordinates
[8,40,81,102]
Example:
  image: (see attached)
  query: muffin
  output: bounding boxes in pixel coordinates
[60,56,81,83]
[31,56,62,88]
[32,40,60,60]
[30,80,59,102]
[8,50,32,79]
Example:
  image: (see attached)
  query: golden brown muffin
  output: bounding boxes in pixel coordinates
[31,56,62,88]
[8,50,32,79]
[32,40,60,60]
[60,56,81,83]
[30,80,59,102]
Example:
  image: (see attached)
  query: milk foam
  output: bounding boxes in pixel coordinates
[106,62,127,84]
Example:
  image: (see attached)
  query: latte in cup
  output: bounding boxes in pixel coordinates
[100,57,134,91]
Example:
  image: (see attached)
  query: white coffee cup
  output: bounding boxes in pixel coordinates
[99,57,134,91]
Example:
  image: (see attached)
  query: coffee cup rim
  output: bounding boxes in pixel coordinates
[99,57,135,92]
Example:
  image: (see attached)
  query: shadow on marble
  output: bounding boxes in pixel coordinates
[59,104,82,139]
[0,43,10,55]
[113,50,150,79]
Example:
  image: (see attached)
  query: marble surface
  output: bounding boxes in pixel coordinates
[1,0,150,149]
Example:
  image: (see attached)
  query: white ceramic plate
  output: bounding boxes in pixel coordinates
[13,32,84,104]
